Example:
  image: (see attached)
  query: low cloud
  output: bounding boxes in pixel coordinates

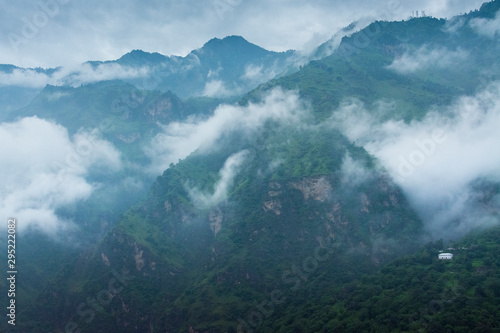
[202,79,231,97]
[0,68,56,88]
[387,46,468,74]
[0,117,121,234]
[202,62,281,98]
[187,150,250,209]
[470,11,500,38]
[0,63,150,88]
[332,82,500,238]
[144,88,306,174]
[308,18,375,60]
[240,63,279,85]
[241,64,265,81]
[61,63,150,87]
[340,153,372,187]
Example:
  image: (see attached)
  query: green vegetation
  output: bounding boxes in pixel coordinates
[22,110,425,331]
[266,226,500,332]
[6,1,500,332]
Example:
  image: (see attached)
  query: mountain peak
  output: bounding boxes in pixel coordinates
[116,49,168,66]
[200,35,270,55]
[204,35,250,46]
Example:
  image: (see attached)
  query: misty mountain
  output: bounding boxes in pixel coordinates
[25,89,425,332]
[0,64,57,115]
[0,35,297,114]
[3,80,225,234]
[7,81,224,159]
[250,9,500,122]
[0,81,232,312]
[2,1,500,332]
[245,0,500,238]
[88,35,297,98]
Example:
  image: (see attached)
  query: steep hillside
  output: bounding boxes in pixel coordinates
[0,36,296,119]
[0,81,229,314]
[25,107,424,332]
[0,35,292,327]
[246,3,500,122]
[268,225,500,332]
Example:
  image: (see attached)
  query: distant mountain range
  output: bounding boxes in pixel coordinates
[98,35,297,97]
[0,36,298,115]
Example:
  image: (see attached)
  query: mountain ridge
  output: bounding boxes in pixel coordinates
[0,35,298,103]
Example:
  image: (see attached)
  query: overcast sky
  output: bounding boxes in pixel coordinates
[0,0,487,68]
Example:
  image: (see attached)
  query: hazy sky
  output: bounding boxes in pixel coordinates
[0,0,486,68]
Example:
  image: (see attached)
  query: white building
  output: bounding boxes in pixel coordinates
[438,253,453,260]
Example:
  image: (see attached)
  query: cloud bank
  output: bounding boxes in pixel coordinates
[470,11,500,38]
[240,63,282,86]
[0,63,150,88]
[187,150,251,209]
[387,46,469,74]
[331,82,500,238]
[144,88,306,174]
[0,117,121,234]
